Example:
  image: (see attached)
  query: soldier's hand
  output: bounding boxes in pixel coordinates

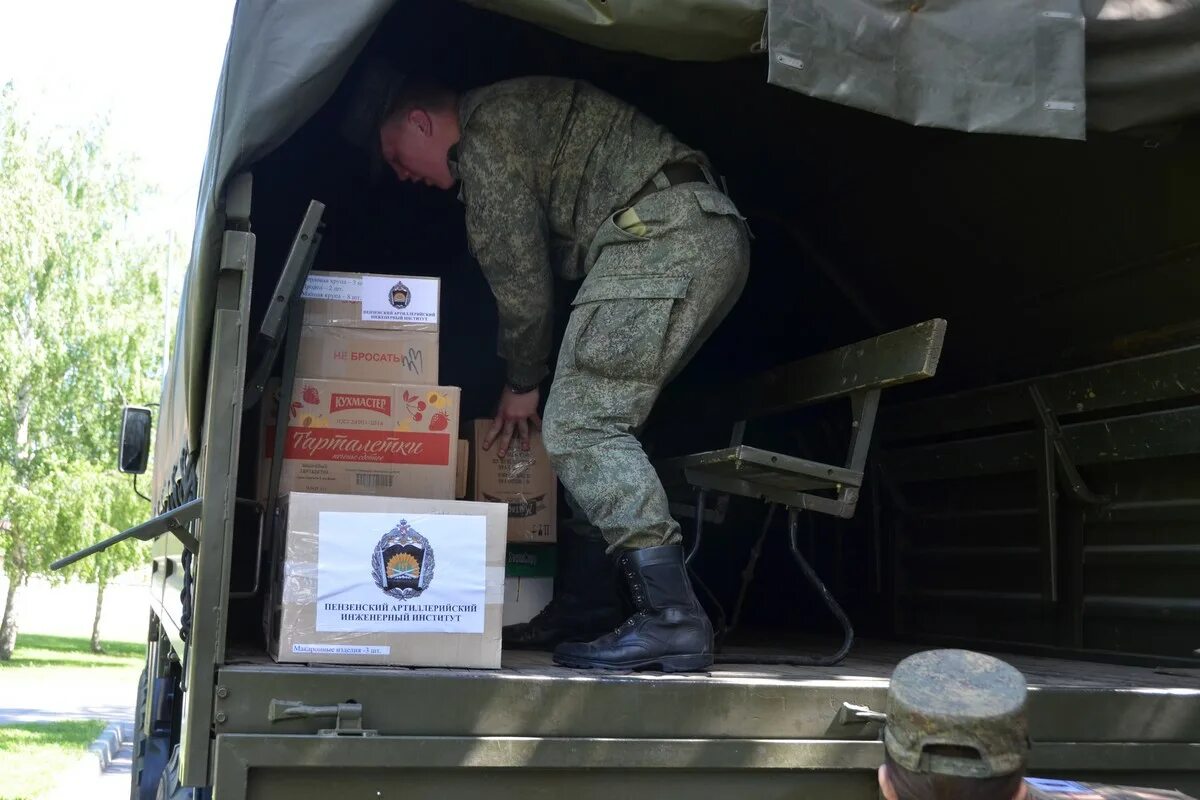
[484,386,542,458]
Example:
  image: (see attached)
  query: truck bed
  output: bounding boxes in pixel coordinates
[500,642,1200,689]
[227,636,1200,687]
[218,637,1199,738]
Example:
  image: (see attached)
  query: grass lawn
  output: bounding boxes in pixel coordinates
[0,635,143,797]
[0,634,143,669]
[0,720,106,799]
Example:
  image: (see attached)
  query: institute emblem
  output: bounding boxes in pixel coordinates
[371,519,434,600]
[389,279,411,310]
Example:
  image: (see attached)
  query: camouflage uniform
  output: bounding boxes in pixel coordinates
[886,649,1197,800]
[455,77,750,551]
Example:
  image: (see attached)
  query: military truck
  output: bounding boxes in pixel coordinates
[56,2,1200,798]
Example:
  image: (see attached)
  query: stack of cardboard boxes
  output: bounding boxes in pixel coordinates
[262,271,561,669]
[262,271,550,670]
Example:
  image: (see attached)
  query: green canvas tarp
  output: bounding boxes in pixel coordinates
[154,0,1200,498]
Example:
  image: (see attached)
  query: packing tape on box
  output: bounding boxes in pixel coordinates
[282,542,506,609]
[277,517,503,648]
[485,566,505,603]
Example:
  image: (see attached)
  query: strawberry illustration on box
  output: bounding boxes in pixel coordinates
[397,389,452,432]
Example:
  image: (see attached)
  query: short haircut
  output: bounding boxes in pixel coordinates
[884,751,1025,800]
[381,78,457,125]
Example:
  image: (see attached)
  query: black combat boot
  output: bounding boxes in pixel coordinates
[502,525,626,650]
[552,545,714,673]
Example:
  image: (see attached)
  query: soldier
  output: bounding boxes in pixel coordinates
[881,649,1196,800]
[373,75,750,672]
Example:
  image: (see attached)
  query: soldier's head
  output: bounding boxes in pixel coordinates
[879,649,1031,800]
[378,78,460,190]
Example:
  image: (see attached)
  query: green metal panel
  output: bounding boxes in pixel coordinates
[215,664,888,741]
[179,229,256,787]
[212,734,883,800]
[881,344,1200,443]
[213,664,1200,744]
[885,406,1200,482]
[210,734,1200,800]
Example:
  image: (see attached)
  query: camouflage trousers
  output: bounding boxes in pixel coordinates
[543,180,750,550]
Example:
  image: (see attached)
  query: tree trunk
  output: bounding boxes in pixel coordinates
[3,377,32,662]
[90,576,107,653]
[0,575,20,661]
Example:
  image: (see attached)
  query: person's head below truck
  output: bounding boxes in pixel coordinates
[881,649,1198,800]
[881,649,1031,800]
[353,65,752,674]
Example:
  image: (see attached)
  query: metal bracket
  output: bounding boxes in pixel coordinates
[1029,385,1110,506]
[228,498,266,599]
[268,700,377,737]
[669,494,730,525]
[243,199,326,410]
[1028,385,1110,604]
[838,702,887,725]
[51,497,202,571]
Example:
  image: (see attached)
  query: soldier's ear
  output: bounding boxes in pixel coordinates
[878,766,899,800]
[409,108,433,138]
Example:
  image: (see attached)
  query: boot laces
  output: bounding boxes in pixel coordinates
[615,562,650,634]
[526,596,567,625]
[614,609,650,635]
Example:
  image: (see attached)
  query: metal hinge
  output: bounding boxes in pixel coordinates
[1029,385,1109,506]
[269,700,377,737]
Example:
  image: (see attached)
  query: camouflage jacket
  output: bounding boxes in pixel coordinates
[453,76,703,387]
[1025,778,1196,800]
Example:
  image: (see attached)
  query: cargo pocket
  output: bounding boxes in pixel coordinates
[611,206,650,240]
[572,274,691,382]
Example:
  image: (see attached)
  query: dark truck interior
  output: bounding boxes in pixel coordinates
[227,1,1200,671]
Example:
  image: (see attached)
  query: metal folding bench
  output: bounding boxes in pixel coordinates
[655,319,947,665]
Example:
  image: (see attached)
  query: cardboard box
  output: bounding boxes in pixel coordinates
[467,420,558,543]
[265,379,460,500]
[503,544,555,627]
[302,271,439,332]
[268,492,507,668]
[297,325,439,385]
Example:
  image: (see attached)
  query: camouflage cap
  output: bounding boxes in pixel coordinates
[885,649,1030,779]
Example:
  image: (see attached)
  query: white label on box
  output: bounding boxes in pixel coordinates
[360,276,439,324]
[292,643,391,656]
[302,274,362,302]
[316,511,486,634]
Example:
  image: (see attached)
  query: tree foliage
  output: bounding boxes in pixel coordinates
[0,83,168,657]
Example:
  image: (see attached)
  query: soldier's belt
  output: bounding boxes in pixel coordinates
[628,161,710,206]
